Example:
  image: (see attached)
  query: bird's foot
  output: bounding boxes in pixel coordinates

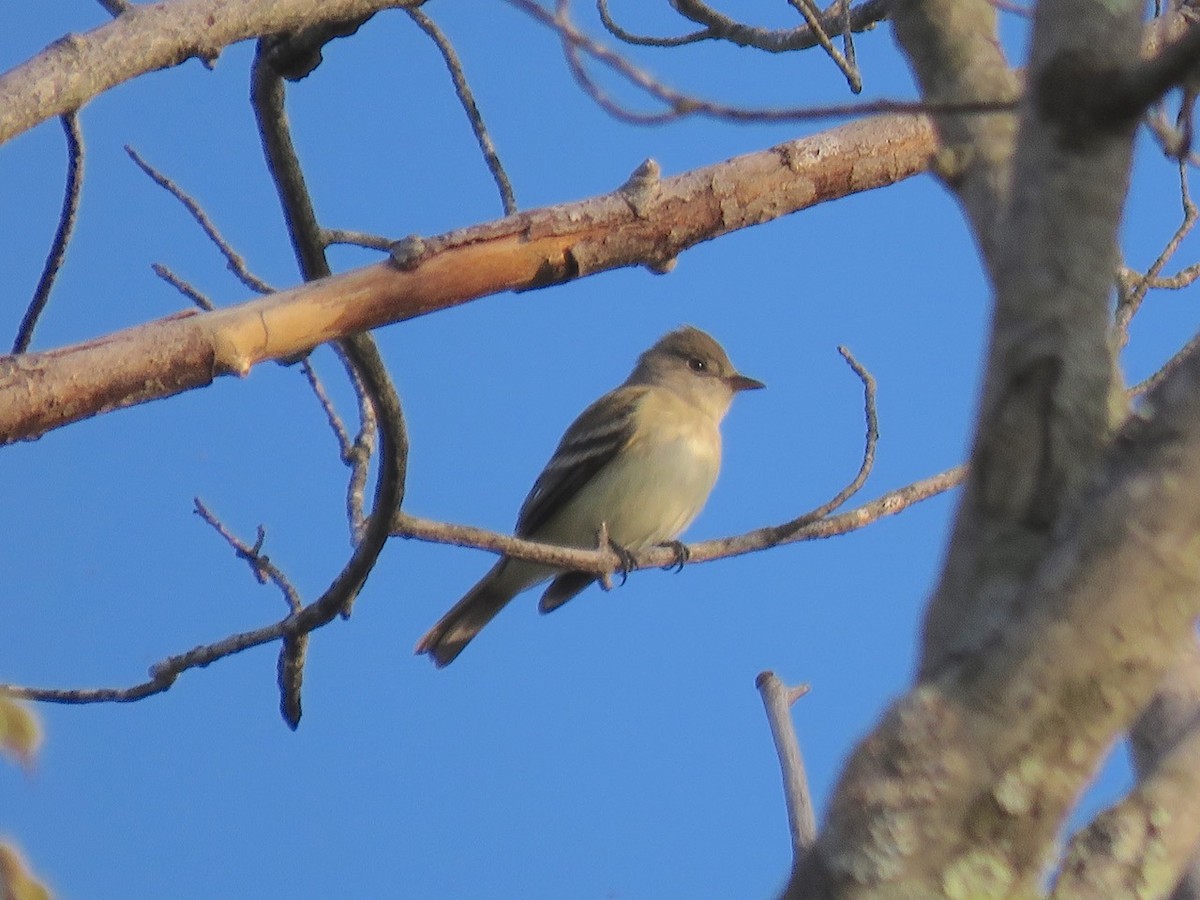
[596,522,636,590]
[658,540,690,573]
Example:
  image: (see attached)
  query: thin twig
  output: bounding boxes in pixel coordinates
[668,0,892,53]
[327,342,377,543]
[193,499,303,612]
[253,47,381,546]
[407,8,517,214]
[151,262,216,311]
[1116,160,1197,347]
[300,357,353,459]
[0,460,952,712]
[767,345,878,542]
[509,0,1012,126]
[125,145,276,295]
[393,464,965,575]
[13,113,84,354]
[320,228,393,250]
[757,672,817,859]
[1131,329,1200,397]
[786,0,862,93]
[597,0,714,47]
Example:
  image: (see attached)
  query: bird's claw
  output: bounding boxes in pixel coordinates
[659,540,690,573]
[607,538,636,586]
[595,523,635,589]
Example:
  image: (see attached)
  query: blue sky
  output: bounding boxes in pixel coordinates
[3,3,1199,898]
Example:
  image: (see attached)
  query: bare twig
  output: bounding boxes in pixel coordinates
[510,0,1012,126]
[767,345,878,542]
[323,343,377,543]
[393,464,965,576]
[300,357,353,461]
[757,672,817,860]
[1116,161,1198,347]
[193,499,303,612]
[0,340,407,722]
[668,0,892,54]
[151,263,217,311]
[13,113,84,354]
[125,146,276,295]
[253,45,383,546]
[1123,262,1200,291]
[407,8,517,214]
[1132,329,1200,398]
[298,350,376,544]
[252,48,407,722]
[597,0,714,47]
[0,459,945,711]
[320,228,393,250]
[786,0,862,93]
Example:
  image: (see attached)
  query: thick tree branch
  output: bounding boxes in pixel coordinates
[0,115,935,445]
[790,333,1200,895]
[913,0,1138,673]
[787,0,1200,893]
[0,0,418,147]
[1056,671,1200,897]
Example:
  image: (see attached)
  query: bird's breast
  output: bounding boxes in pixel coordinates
[538,402,722,552]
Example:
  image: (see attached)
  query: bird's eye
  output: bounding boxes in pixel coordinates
[687,357,706,373]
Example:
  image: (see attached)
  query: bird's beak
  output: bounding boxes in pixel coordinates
[727,373,765,392]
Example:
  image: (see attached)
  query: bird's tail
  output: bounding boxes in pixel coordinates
[415,560,520,667]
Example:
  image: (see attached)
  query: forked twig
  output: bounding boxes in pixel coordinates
[757,671,817,859]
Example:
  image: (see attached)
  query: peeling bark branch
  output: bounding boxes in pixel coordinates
[0,114,935,445]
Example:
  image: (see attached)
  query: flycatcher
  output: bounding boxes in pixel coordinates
[415,326,764,666]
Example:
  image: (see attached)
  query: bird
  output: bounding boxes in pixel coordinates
[415,325,764,667]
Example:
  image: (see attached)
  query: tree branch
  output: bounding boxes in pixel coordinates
[12,113,84,354]
[0,114,936,445]
[392,464,964,575]
[406,8,517,215]
[757,672,817,862]
[791,333,1200,894]
[0,0,419,147]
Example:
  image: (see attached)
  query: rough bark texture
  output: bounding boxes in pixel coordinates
[785,0,1200,894]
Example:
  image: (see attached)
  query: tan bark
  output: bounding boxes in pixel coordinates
[0,114,935,444]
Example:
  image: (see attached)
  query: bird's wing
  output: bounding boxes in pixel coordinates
[515,385,648,539]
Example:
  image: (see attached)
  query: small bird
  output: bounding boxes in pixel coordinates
[415,326,764,667]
